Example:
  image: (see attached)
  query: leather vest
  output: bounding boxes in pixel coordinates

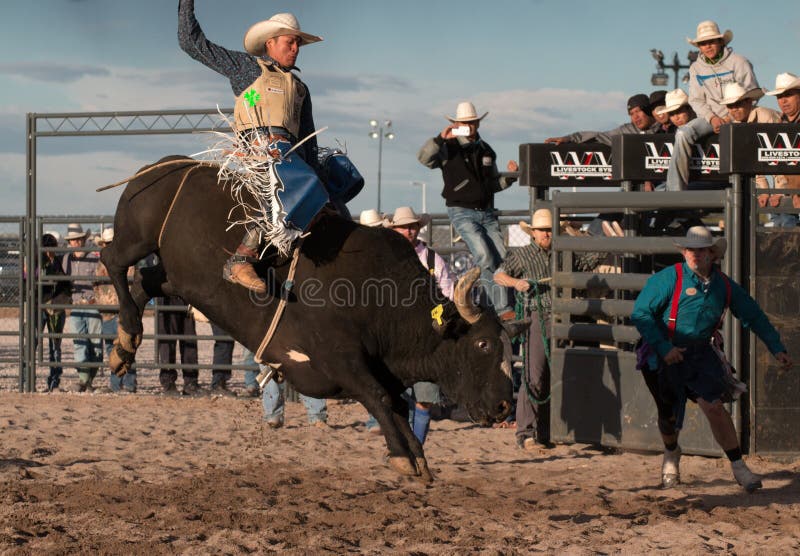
[233,59,305,137]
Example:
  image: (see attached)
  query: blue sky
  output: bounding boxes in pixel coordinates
[1,0,798,217]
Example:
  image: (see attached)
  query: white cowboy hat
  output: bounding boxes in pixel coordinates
[674,226,727,259]
[97,228,114,245]
[654,89,690,116]
[765,72,800,96]
[389,206,431,227]
[519,208,552,234]
[687,20,733,46]
[243,13,322,56]
[719,83,765,106]
[359,209,389,228]
[446,102,488,123]
[64,223,88,241]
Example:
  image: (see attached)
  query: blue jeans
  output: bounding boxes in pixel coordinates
[262,380,327,424]
[769,196,798,227]
[69,309,102,385]
[241,348,260,389]
[447,206,510,313]
[666,117,714,191]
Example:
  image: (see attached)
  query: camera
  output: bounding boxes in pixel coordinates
[451,125,471,137]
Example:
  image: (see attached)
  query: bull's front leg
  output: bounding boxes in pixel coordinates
[364,389,433,483]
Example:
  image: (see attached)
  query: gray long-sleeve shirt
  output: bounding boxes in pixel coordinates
[565,121,661,146]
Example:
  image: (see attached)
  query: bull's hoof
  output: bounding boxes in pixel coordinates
[117,325,142,353]
[415,457,434,483]
[109,341,136,377]
[388,456,418,477]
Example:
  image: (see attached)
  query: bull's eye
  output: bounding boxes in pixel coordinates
[476,339,491,353]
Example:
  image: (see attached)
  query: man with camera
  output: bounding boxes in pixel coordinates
[418,101,518,319]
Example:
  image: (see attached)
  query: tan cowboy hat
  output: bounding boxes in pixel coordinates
[674,226,727,259]
[243,13,322,56]
[389,206,431,227]
[97,228,114,245]
[765,72,800,96]
[359,209,389,228]
[446,102,488,123]
[654,89,689,116]
[64,223,88,241]
[719,83,765,106]
[687,20,733,46]
[519,209,552,234]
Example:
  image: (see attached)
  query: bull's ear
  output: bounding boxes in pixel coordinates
[503,318,531,339]
[431,302,461,336]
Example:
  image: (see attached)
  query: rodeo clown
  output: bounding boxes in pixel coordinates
[179,0,361,294]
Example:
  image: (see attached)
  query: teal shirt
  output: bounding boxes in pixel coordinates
[632,263,786,360]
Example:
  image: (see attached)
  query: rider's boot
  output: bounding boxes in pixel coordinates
[223,228,267,294]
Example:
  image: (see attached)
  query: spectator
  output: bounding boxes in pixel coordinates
[40,233,69,392]
[62,223,102,392]
[654,89,696,128]
[631,226,791,492]
[387,206,456,444]
[263,378,328,429]
[157,295,200,396]
[240,348,262,398]
[665,20,758,191]
[545,93,659,145]
[764,72,800,219]
[418,101,517,319]
[719,82,793,227]
[650,90,675,133]
[209,322,237,395]
[494,209,605,451]
[94,228,137,393]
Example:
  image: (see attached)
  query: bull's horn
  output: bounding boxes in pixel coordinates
[453,267,482,324]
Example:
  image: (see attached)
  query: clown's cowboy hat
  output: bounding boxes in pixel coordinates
[674,226,727,260]
[243,13,322,56]
[446,102,488,123]
[765,72,800,96]
[390,206,431,228]
[654,89,690,116]
[687,20,733,46]
[719,83,765,106]
[519,209,552,234]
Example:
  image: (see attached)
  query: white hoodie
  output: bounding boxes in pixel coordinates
[688,46,758,122]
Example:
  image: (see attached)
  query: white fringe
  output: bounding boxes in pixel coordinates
[190,106,302,257]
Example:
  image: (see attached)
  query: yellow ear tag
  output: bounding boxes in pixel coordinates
[431,304,444,326]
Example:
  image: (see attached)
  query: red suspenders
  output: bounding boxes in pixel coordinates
[666,263,731,340]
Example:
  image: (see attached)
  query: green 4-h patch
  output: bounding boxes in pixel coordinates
[243,89,261,107]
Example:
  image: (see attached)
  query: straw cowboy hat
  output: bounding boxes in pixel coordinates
[64,223,88,241]
[97,228,114,246]
[654,89,690,116]
[446,102,488,123]
[519,209,552,234]
[243,13,322,56]
[765,72,800,96]
[389,206,431,227]
[359,209,389,228]
[687,20,733,46]
[719,83,765,106]
[674,226,727,259]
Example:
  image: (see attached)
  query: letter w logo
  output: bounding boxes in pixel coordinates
[756,132,800,149]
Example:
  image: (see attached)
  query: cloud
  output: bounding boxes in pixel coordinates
[0,62,110,83]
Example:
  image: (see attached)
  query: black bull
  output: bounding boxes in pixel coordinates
[102,155,527,481]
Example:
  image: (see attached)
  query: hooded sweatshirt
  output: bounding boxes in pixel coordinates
[688,46,758,123]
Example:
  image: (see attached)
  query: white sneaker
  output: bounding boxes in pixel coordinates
[731,459,762,492]
[661,446,681,488]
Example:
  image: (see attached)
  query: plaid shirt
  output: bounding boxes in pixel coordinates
[498,242,604,313]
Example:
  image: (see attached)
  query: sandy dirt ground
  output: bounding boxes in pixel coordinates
[1,389,799,555]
